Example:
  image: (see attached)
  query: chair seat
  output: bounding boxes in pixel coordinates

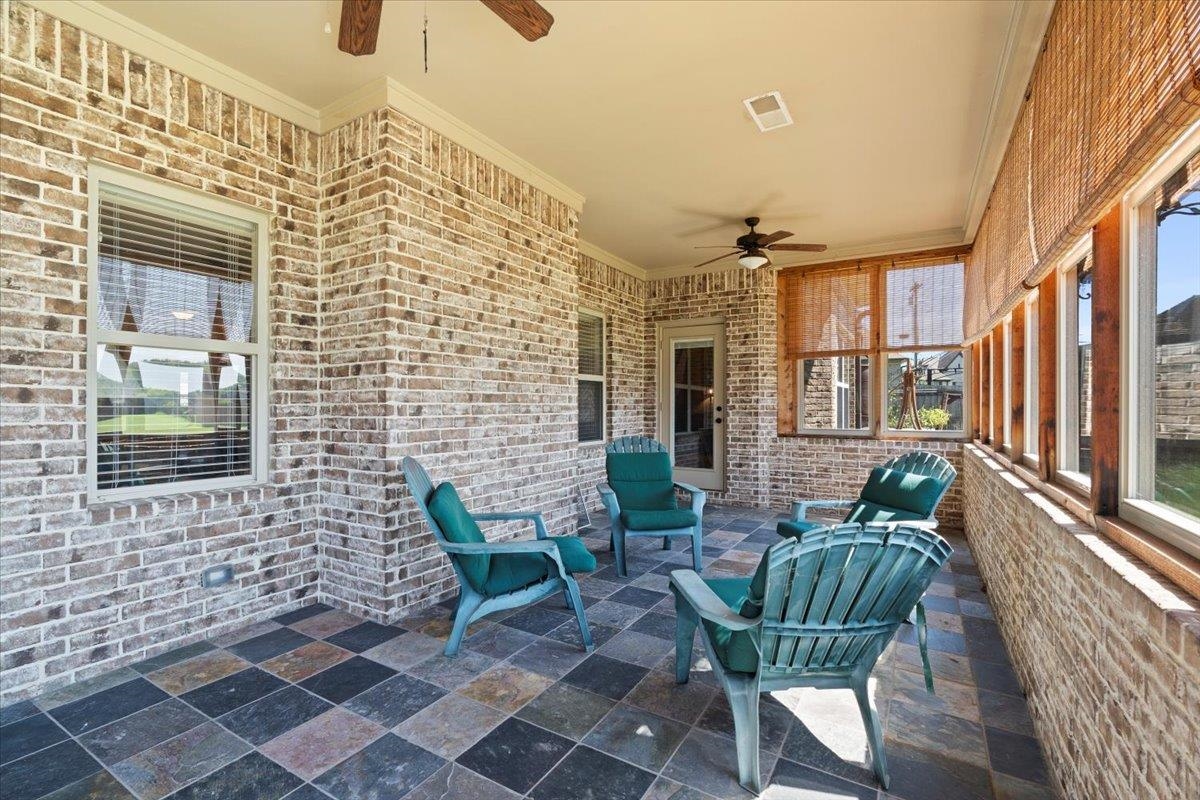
[620,508,698,531]
[699,577,760,674]
[776,519,824,539]
[482,536,597,596]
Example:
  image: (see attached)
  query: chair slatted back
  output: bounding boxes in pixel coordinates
[882,450,956,486]
[606,436,667,454]
[758,524,951,676]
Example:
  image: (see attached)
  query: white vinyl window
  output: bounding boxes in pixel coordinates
[1122,123,1200,558]
[1056,236,1094,492]
[578,309,606,443]
[1024,291,1040,461]
[798,355,872,434]
[1002,317,1012,450]
[87,165,269,503]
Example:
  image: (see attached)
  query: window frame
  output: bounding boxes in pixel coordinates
[1023,291,1040,463]
[1119,120,1200,559]
[795,354,874,437]
[577,307,607,444]
[86,163,270,504]
[1002,316,1012,451]
[878,347,969,439]
[1055,235,1094,494]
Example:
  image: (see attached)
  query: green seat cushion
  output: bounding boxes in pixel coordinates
[776,519,825,539]
[699,577,759,674]
[606,452,677,511]
[427,482,489,592]
[482,536,597,596]
[620,508,698,531]
[853,467,944,520]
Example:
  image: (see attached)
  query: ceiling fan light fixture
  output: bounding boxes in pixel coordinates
[738,249,771,270]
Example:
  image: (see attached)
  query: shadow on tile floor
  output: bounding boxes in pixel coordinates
[0,507,1056,800]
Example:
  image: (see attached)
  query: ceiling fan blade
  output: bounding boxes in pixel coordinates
[690,251,741,269]
[694,245,739,249]
[768,243,829,252]
[480,0,554,41]
[339,0,382,56]
[756,230,794,246]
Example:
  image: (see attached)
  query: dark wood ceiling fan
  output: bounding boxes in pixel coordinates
[690,217,827,269]
[338,0,553,56]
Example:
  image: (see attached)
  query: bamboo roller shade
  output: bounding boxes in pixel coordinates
[780,249,967,359]
[964,0,1200,341]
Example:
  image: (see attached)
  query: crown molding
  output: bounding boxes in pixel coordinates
[26,0,323,130]
[577,239,648,281]
[960,0,1054,241]
[648,227,967,281]
[26,1,587,212]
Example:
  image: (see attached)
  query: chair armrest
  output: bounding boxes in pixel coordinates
[596,483,621,521]
[791,499,856,521]
[441,539,567,578]
[674,482,707,517]
[669,570,759,631]
[471,512,549,539]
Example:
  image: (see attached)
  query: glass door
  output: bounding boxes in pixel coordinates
[659,322,726,490]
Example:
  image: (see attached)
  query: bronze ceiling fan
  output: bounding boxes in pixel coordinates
[338,0,553,56]
[691,217,827,269]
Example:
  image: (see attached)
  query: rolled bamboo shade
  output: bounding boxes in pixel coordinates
[781,265,874,358]
[884,260,964,350]
[964,0,1200,340]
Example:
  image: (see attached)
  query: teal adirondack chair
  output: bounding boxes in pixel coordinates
[597,436,707,577]
[671,523,952,793]
[402,456,596,656]
[778,450,956,539]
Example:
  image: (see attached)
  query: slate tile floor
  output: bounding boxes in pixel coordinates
[0,507,1055,800]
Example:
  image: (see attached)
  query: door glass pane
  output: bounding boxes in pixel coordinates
[1149,170,1200,518]
[673,341,714,469]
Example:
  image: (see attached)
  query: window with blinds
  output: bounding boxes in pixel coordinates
[88,167,267,502]
[780,251,968,436]
[578,310,605,443]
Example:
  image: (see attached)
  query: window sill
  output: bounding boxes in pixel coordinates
[87,481,273,521]
[972,440,1200,601]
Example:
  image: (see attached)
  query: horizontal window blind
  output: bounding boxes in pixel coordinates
[885,261,964,350]
[97,185,256,342]
[781,266,874,357]
[964,0,1200,340]
[578,311,604,376]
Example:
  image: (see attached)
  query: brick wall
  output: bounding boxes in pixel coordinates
[1,5,322,700]
[962,447,1200,800]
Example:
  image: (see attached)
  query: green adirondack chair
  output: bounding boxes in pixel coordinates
[402,456,596,657]
[670,523,952,793]
[778,450,956,539]
[597,436,707,578]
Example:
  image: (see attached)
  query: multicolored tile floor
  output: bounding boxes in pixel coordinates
[0,507,1055,800]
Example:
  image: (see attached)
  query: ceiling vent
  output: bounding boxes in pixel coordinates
[743,91,793,133]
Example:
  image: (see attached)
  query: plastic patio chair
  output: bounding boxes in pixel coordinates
[596,435,707,578]
[779,450,956,539]
[402,456,596,657]
[670,523,952,793]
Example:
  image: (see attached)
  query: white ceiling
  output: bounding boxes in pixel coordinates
[90,0,1048,274]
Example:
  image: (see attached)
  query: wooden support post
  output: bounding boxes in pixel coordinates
[777,273,797,435]
[1038,272,1058,481]
[1091,206,1121,515]
[992,323,1005,446]
[981,334,992,444]
[1010,302,1026,457]
[970,341,982,440]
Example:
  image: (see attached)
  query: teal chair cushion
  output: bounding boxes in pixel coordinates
[606,452,677,511]
[776,519,825,539]
[482,536,597,596]
[620,508,698,531]
[427,482,489,592]
[700,577,759,674]
[852,466,944,519]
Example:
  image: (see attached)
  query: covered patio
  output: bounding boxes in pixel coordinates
[2,2,1198,800]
